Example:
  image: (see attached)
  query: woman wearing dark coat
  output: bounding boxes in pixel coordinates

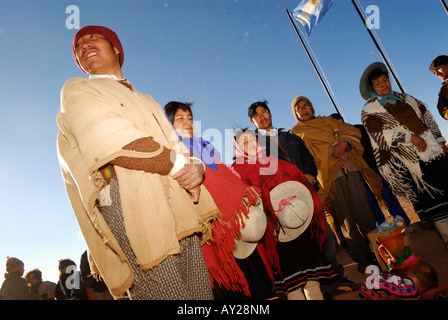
[0,257,33,300]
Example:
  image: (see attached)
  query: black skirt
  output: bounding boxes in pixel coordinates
[408,154,448,223]
[273,227,337,294]
[235,248,278,300]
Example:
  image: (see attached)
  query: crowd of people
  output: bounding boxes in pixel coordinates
[3,26,448,300]
[0,252,112,300]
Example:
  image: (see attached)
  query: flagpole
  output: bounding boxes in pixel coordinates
[351,0,406,94]
[441,0,448,15]
[284,7,343,117]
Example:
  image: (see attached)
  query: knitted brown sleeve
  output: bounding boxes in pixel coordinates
[109,137,174,175]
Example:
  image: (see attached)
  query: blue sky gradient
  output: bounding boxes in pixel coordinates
[1,0,447,283]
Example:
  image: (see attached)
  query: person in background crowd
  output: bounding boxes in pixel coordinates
[25,268,56,300]
[0,257,33,300]
[80,250,113,300]
[360,61,448,248]
[55,259,87,300]
[429,55,448,121]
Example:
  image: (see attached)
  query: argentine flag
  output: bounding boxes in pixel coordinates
[292,0,334,37]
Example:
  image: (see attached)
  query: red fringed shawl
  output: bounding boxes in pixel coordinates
[232,155,327,275]
[200,156,266,297]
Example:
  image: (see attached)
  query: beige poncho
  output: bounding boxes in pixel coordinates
[290,116,384,208]
[56,77,219,297]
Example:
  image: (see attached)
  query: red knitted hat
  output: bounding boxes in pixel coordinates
[72,25,124,75]
[6,256,24,273]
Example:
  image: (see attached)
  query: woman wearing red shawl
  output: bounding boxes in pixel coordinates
[165,102,277,300]
[231,129,337,300]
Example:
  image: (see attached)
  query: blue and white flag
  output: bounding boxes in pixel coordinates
[292,0,334,37]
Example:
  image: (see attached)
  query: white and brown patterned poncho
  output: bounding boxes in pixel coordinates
[361,91,446,202]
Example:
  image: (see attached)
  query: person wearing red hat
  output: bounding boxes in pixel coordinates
[56,26,220,299]
[72,25,124,77]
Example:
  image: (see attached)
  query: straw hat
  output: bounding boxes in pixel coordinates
[269,181,313,242]
[359,61,388,100]
[233,203,267,259]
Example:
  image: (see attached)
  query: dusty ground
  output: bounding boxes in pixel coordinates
[332,200,448,300]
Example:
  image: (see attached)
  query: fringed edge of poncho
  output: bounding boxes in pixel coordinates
[203,186,262,298]
[361,93,445,204]
[86,171,134,299]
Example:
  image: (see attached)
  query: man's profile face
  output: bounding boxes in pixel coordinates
[75,34,121,75]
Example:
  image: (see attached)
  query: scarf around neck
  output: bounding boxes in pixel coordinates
[369,91,403,106]
[179,136,220,171]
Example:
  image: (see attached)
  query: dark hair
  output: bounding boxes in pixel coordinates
[248,100,270,119]
[329,112,344,122]
[367,68,389,87]
[164,101,193,124]
[58,259,76,272]
[25,269,42,282]
[429,55,448,71]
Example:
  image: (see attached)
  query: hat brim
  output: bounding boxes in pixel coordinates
[270,181,313,242]
[239,204,267,243]
[233,203,267,260]
[233,239,259,260]
[359,62,388,100]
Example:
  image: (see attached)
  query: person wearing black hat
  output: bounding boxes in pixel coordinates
[429,55,448,121]
[56,26,220,300]
[360,61,448,248]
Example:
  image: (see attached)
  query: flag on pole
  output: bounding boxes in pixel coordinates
[292,0,334,37]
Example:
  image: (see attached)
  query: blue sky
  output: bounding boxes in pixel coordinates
[1,0,447,284]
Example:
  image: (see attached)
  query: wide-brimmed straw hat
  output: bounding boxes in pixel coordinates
[269,181,313,242]
[233,203,267,259]
[359,61,388,100]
